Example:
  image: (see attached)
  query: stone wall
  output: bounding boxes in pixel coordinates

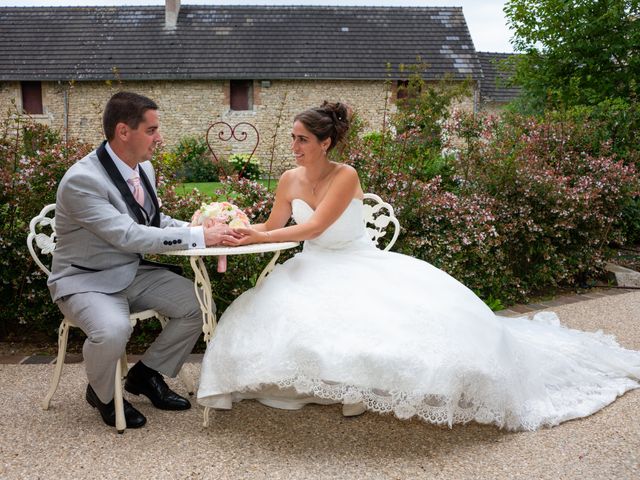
[1,79,477,175]
[479,101,508,116]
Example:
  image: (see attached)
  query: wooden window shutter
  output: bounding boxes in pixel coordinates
[230,80,253,111]
[21,81,43,114]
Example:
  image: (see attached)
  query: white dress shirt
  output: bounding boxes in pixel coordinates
[106,142,205,249]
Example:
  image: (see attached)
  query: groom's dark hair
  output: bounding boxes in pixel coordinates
[103,91,158,140]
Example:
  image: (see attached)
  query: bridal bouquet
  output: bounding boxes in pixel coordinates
[191,201,250,272]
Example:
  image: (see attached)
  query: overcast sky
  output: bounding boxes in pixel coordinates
[0,0,515,52]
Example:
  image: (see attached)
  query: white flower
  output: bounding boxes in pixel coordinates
[193,201,250,227]
[228,218,246,228]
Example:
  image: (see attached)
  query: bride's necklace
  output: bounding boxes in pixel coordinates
[309,164,334,196]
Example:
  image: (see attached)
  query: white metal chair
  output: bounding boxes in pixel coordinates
[362,193,400,250]
[340,192,400,418]
[28,204,195,433]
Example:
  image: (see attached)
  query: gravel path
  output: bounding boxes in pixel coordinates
[1,292,639,480]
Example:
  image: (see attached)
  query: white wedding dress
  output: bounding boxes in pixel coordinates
[198,198,640,431]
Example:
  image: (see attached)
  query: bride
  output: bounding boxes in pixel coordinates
[197,101,640,431]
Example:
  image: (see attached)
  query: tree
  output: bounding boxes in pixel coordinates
[504,0,640,110]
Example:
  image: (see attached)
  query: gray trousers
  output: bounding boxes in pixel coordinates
[56,267,204,403]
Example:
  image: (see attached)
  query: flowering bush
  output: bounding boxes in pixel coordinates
[451,110,638,296]
[349,155,514,303]
[0,120,92,337]
[349,94,638,305]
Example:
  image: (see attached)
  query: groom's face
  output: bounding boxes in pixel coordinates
[126,109,163,164]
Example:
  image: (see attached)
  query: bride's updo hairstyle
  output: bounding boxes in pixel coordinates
[294,101,351,152]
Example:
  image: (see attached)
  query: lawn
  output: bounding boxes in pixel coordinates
[175,180,277,197]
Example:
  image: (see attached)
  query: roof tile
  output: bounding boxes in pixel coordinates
[0,5,482,81]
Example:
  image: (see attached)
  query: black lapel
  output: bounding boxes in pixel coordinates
[138,166,161,227]
[96,141,147,225]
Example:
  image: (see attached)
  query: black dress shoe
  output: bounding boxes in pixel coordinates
[85,384,146,429]
[124,361,191,411]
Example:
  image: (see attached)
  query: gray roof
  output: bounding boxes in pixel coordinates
[0,5,481,82]
[477,52,521,103]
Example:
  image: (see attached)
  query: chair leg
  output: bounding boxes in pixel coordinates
[114,357,126,434]
[120,352,129,379]
[178,367,195,396]
[203,406,211,427]
[42,320,70,410]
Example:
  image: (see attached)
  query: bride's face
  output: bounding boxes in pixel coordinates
[290,121,330,167]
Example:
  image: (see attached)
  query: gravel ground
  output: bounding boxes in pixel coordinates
[1,292,639,480]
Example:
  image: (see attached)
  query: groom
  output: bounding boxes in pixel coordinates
[48,91,238,430]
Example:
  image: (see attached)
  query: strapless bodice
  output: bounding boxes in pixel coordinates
[291,198,373,250]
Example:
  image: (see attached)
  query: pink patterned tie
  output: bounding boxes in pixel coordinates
[128,174,145,207]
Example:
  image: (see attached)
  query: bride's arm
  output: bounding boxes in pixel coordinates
[246,170,296,233]
[229,166,361,245]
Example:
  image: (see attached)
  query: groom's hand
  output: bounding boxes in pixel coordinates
[204,224,243,246]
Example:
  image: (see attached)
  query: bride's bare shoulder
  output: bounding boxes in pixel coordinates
[335,163,357,175]
[279,167,303,182]
[278,167,302,187]
[333,163,360,183]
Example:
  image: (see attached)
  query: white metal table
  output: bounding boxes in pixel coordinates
[162,242,299,426]
[162,242,299,343]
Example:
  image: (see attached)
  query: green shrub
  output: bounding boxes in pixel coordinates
[173,136,221,182]
[228,153,261,180]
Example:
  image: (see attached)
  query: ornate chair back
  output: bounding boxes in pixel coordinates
[362,193,400,251]
[27,203,57,276]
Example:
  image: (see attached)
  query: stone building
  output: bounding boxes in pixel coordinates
[477,52,521,114]
[0,1,515,172]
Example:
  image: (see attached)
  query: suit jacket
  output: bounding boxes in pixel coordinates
[48,141,193,302]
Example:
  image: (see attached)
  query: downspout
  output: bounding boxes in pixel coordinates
[63,85,69,144]
[473,82,479,115]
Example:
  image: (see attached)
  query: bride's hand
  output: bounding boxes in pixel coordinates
[224,227,269,246]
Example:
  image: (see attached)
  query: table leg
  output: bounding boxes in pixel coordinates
[190,256,217,343]
[189,255,218,428]
[196,249,283,428]
[255,250,281,287]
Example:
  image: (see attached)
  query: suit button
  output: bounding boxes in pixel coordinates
[163,241,168,245]
[192,243,196,247]
[177,239,182,244]
[172,240,177,244]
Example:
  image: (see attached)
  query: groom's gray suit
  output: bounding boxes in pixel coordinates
[48,141,203,403]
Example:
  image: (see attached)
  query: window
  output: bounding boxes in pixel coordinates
[396,80,410,101]
[396,80,420,102]
[230,80,253,111]
[21,81,43,114]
